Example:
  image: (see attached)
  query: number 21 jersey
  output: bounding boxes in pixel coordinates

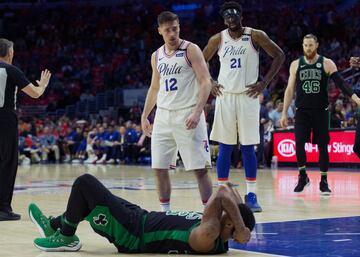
[217,27,259,93]
[155,40,198,110]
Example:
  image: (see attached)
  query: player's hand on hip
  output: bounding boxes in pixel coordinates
[36,69,51,88]
[233,227,251,244]
[245,81,266,98]
[350,57,360,68]
[185,112,201,130]
[141,118,152,137]
[279,115,288,128]
[210,79,224,97]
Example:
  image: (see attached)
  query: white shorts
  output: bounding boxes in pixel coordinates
[151,107,211,171]
[210,92,260,145]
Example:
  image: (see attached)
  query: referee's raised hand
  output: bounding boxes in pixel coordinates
[36,69,51,88]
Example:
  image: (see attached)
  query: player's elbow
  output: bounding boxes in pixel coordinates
[285,86,294,95]
[276,50,285,64]
[202,77,212,89]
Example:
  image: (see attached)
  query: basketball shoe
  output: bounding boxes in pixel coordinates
[320,178,331,195]
[34,230,81,252]
[294,174,310,192]
[28,203,55,237]
[245,192,262,212]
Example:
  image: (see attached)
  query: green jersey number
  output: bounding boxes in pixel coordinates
[302,81,320,94]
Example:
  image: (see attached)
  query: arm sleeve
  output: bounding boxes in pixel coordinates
[7,65,30,89]
[330,71,354,97]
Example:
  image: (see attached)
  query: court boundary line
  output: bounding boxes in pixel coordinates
[254,215,360,224]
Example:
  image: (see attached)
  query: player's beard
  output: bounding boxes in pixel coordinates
[304,50,317,60]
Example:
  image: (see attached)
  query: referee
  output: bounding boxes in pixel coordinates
[0,38,51,221]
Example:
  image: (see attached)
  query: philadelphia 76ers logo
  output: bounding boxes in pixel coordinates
[203,140,209,152]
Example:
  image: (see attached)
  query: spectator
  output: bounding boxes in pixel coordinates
[39,126,60,163]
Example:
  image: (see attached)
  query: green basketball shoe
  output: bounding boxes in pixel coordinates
[34,230,82,252]
[28,203,56,237]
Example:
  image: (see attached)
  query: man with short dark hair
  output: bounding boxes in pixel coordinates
[29,174,254,253]
[280,35,360,194]
[203,1,285,212]
[0,38,51,221]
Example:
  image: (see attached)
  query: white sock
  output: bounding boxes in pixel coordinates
[202,199,209,208]
[160,202,170,212]
[246,180,257,195]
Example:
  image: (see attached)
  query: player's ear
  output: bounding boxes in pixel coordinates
[158,27,161,35]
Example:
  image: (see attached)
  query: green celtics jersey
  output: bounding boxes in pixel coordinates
[86,207,228,254]
[295,55,330,109]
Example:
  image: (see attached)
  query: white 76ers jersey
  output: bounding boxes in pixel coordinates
[155,40,198,110]
[217,27,259,93]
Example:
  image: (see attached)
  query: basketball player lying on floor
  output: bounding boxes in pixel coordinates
[28,174,255,254]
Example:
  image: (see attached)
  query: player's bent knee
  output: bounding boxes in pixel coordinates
[74,174,95,187]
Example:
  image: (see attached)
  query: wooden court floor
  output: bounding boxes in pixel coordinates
[0,164,359,257]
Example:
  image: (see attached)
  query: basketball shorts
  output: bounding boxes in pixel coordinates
[151,107,211,171]
[295,108,330,145]
[85,195,147,253]
[210,92,260,145]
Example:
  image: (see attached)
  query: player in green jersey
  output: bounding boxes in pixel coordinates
[28,174,255,254]
[280,34,360,194]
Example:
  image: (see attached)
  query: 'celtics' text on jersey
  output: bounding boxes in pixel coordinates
[295,55,330,109]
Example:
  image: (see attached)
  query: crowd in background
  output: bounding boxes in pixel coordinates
[1,0,359,166]
[0,1,359,111]
[18,115,152,165]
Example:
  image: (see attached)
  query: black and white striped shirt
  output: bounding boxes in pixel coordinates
[0,62,30,110]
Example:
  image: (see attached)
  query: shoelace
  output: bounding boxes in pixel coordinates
[39,215,48,226]
[48,230,63,243]
[40,215,54,229]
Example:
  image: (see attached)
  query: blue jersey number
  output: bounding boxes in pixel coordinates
[165,78,178,92]
[230,58,241,69]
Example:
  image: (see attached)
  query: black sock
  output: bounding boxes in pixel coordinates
[50,215,63,231]
[320,171,327,182]
[299,166,307,176]
[61,217,78,236]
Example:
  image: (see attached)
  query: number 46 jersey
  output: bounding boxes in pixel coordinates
[295,55,330,109]
[155,40,199,111]
[217,27,259,93]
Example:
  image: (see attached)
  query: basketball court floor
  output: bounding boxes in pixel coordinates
[0,164,359,257]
